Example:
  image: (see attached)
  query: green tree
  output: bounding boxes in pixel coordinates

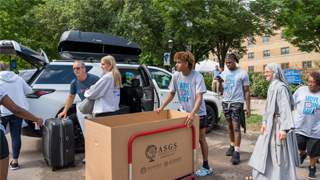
[153,0,280,67]
[276,0,320,53]
[0,0,44,69]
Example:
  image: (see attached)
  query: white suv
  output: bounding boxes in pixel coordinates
[1,37,221,153]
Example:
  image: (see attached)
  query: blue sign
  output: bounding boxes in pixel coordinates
[11,60,17,69]
[284,70,302,84]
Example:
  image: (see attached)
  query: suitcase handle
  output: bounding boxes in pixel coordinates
[66,136,69,152]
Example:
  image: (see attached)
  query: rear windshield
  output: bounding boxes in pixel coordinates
[35,65,92,84]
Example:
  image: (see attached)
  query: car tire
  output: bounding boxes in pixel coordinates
[68,112,85,153]
[205,104,216,134]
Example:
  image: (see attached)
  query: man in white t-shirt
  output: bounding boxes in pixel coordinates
[156,52,212,177]
[218,53,250,164]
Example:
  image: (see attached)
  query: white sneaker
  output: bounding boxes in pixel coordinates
[83,158,86,163]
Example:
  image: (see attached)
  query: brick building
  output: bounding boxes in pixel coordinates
[209,29,320,72]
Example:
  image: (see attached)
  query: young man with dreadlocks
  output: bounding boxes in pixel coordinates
[156,52,212,177]
[217,53,251,164]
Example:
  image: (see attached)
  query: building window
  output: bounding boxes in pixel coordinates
[263,50,270,57]
[263,64,267,71]
[248,39,254,46]
[248,52,254,59]
[281,47,289,55]
[281,32,285,40]
[281,63,289,70]
[263,21,270,27]
[302,61,312,67]
[248,66,254,72]
[213,58,215,62]
[263,36,270,43]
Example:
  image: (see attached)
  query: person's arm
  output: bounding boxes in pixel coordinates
[58,94,75,119]
[244,85,251,118]
[156,92,175,113]
[1,95,43,126]
[21,77,33,94]
[185,93,204,127]
[84,75,111,99]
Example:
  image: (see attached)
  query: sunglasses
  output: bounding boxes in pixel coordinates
[73,67,84,71]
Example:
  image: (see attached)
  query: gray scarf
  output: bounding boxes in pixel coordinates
[265,63,294,110]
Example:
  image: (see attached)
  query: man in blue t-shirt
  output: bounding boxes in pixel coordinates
[212,65,220,93]
[218,53,250,165]
[58,61,99,163]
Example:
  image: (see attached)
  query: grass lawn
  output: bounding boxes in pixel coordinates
[219,111,263,132]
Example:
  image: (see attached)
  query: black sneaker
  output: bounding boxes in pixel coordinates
[300,153,307,165]
[226,145,234,156]
[230,151,240,164]
[308,165,316,179]
[10,161,19,170]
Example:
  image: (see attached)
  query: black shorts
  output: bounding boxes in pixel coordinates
[0,130,9,160]
[296,134,320,157]
[222,102,244,122]
[199,115,207,129]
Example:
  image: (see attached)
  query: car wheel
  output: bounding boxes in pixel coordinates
[68,113,85,153]
[205,104,216,134]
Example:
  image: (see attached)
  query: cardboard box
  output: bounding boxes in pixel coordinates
[85,110,199,180]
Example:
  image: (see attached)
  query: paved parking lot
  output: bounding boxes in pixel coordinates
[5,128,318,180]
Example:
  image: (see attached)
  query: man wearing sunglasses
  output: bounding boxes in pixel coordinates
[58,61,99,163]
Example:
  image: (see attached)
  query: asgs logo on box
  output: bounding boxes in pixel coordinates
[145,142,178,162]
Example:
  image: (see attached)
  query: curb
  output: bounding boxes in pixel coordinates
[250,99,266,104]
[215,123,260,138]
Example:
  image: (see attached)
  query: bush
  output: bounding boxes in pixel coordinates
[204,76,213,91]
[248,72,261,85]
[250,73,270,98]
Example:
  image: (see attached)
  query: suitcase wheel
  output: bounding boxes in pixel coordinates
[72,164,76,167]
[52,167,55,171]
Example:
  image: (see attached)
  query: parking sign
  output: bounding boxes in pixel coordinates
[164,53,170,66]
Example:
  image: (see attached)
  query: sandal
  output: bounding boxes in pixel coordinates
[244,176,253,180]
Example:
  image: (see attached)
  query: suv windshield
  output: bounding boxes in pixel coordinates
[36,65,92,84]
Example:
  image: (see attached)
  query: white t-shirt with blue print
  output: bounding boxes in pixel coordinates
[169,70,207,116]
[221,68,250,103]
[293,86,320,139]
[0,88,7,133]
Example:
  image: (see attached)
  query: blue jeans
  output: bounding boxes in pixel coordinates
[1,115,23,159]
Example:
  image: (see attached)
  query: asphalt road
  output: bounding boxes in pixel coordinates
[5,128,319,180]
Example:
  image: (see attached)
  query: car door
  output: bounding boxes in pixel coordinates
[148,67,180,110]
[0,40,49,85]
[138,64,163,111]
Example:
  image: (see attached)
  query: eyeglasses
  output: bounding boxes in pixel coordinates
[306,81,317,85]
[264,71,272,74]
[73,67,83,71]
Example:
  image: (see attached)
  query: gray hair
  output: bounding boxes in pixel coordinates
[0,62,9,71]
[74,61,85,67]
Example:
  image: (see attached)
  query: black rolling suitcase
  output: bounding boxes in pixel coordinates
[43,118,75,171]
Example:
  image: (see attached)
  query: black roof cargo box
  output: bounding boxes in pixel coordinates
[58,31,142,62]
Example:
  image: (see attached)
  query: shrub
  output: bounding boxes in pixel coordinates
[204,76,213,91]
[248,72,261,85]
[250,73,270,98]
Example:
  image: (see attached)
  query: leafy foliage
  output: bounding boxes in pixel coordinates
[276,0,320,53]
[250,73,270,98]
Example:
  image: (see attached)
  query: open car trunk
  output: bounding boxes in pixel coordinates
[0,40,49,85]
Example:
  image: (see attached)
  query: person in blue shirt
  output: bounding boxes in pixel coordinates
[211,65,220,93]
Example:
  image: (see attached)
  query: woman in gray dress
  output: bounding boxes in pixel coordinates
[245,63,300,180]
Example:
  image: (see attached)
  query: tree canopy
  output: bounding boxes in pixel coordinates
[276,0,320,53]
[1,0,281,69]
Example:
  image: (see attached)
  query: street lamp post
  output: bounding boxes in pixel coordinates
[168,38,173,72]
